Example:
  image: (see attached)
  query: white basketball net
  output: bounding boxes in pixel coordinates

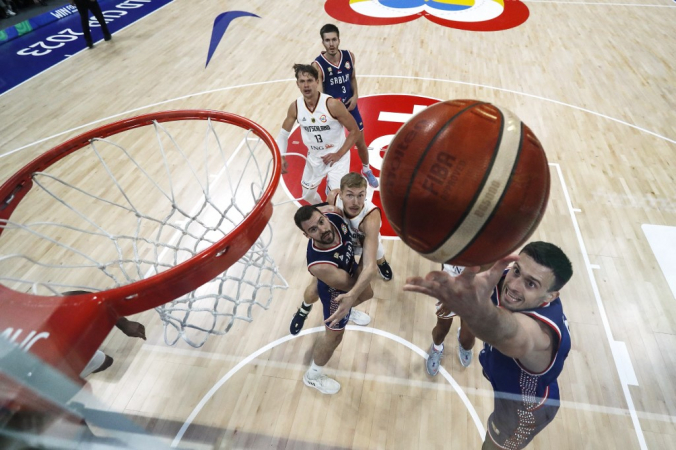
[0,116,288,347]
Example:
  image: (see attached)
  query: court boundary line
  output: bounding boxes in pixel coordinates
[552,162,647,449]
[2,76,674,161]
[170,325,485,448]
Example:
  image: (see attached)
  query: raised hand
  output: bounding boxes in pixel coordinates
[324,291,356,328]
[403,255,517,317]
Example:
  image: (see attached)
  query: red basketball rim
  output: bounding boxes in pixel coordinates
[0,109,281,317]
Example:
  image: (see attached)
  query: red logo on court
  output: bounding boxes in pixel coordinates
[282,94,441,238]
[325,0,529,32]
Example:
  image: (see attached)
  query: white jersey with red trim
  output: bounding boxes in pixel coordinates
[296,92,346,165]
[333,196,381,253]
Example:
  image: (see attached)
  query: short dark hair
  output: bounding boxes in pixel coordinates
[293,63,318,81]
[294,205,321,231]
[520,242,573,291]
[320,23,339,39]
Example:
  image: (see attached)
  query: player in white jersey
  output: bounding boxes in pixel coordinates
[329,175,391,280]
[276,64,361,205]
[290,172,391,335]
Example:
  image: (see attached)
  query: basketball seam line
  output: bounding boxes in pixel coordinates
[400,101,485,241]
[447,118,525,262]
[426,103,504,257]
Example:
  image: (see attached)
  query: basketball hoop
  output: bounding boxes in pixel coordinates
[0,110,288,387]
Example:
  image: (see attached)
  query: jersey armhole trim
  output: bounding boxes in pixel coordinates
[326,96,339,120]
[358,206,381,230]
[514,312,562,376]
[313,59,326,79]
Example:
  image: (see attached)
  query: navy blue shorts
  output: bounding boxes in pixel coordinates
[317,282,351,330]
[350,106,364,131]
[486,393,560,449]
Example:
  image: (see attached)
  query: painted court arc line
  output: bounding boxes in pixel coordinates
[3,74,656,447]
[551,162,646,450]
[141,343,676,424]
[170,325,486,447]
[172,165,650,448]
[3,76,674,160]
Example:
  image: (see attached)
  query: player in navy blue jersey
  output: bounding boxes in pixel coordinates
[289,173,392,337]
[294,205,374,394]
[404,242,573,449]
[312,24,379,189]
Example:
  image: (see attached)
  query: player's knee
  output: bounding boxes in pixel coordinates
[304,282,319,303]
[327,328,345,344]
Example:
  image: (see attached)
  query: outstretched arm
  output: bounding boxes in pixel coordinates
[403,256,555,371]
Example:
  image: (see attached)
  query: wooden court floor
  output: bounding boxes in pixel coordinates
[1,0,675,448]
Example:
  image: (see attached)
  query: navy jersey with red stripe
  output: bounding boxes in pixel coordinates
[306,212,355,293]
[479,272,571,406]
[314,50,355,105]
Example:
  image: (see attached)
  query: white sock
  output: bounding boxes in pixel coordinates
[302,301,312,309]
[362,164,370,171]
[308,361,323,378]
[433,343,444,352]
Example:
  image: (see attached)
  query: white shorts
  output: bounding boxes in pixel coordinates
[437,264,464,319]
[301,151,350,192]
[442,264,464,277]
[436,302,457,319]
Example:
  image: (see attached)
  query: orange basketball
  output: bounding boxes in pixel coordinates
[379,99,550,266]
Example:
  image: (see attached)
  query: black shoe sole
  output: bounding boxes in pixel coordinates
[290,309,311,335]
[377,265,393,281]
